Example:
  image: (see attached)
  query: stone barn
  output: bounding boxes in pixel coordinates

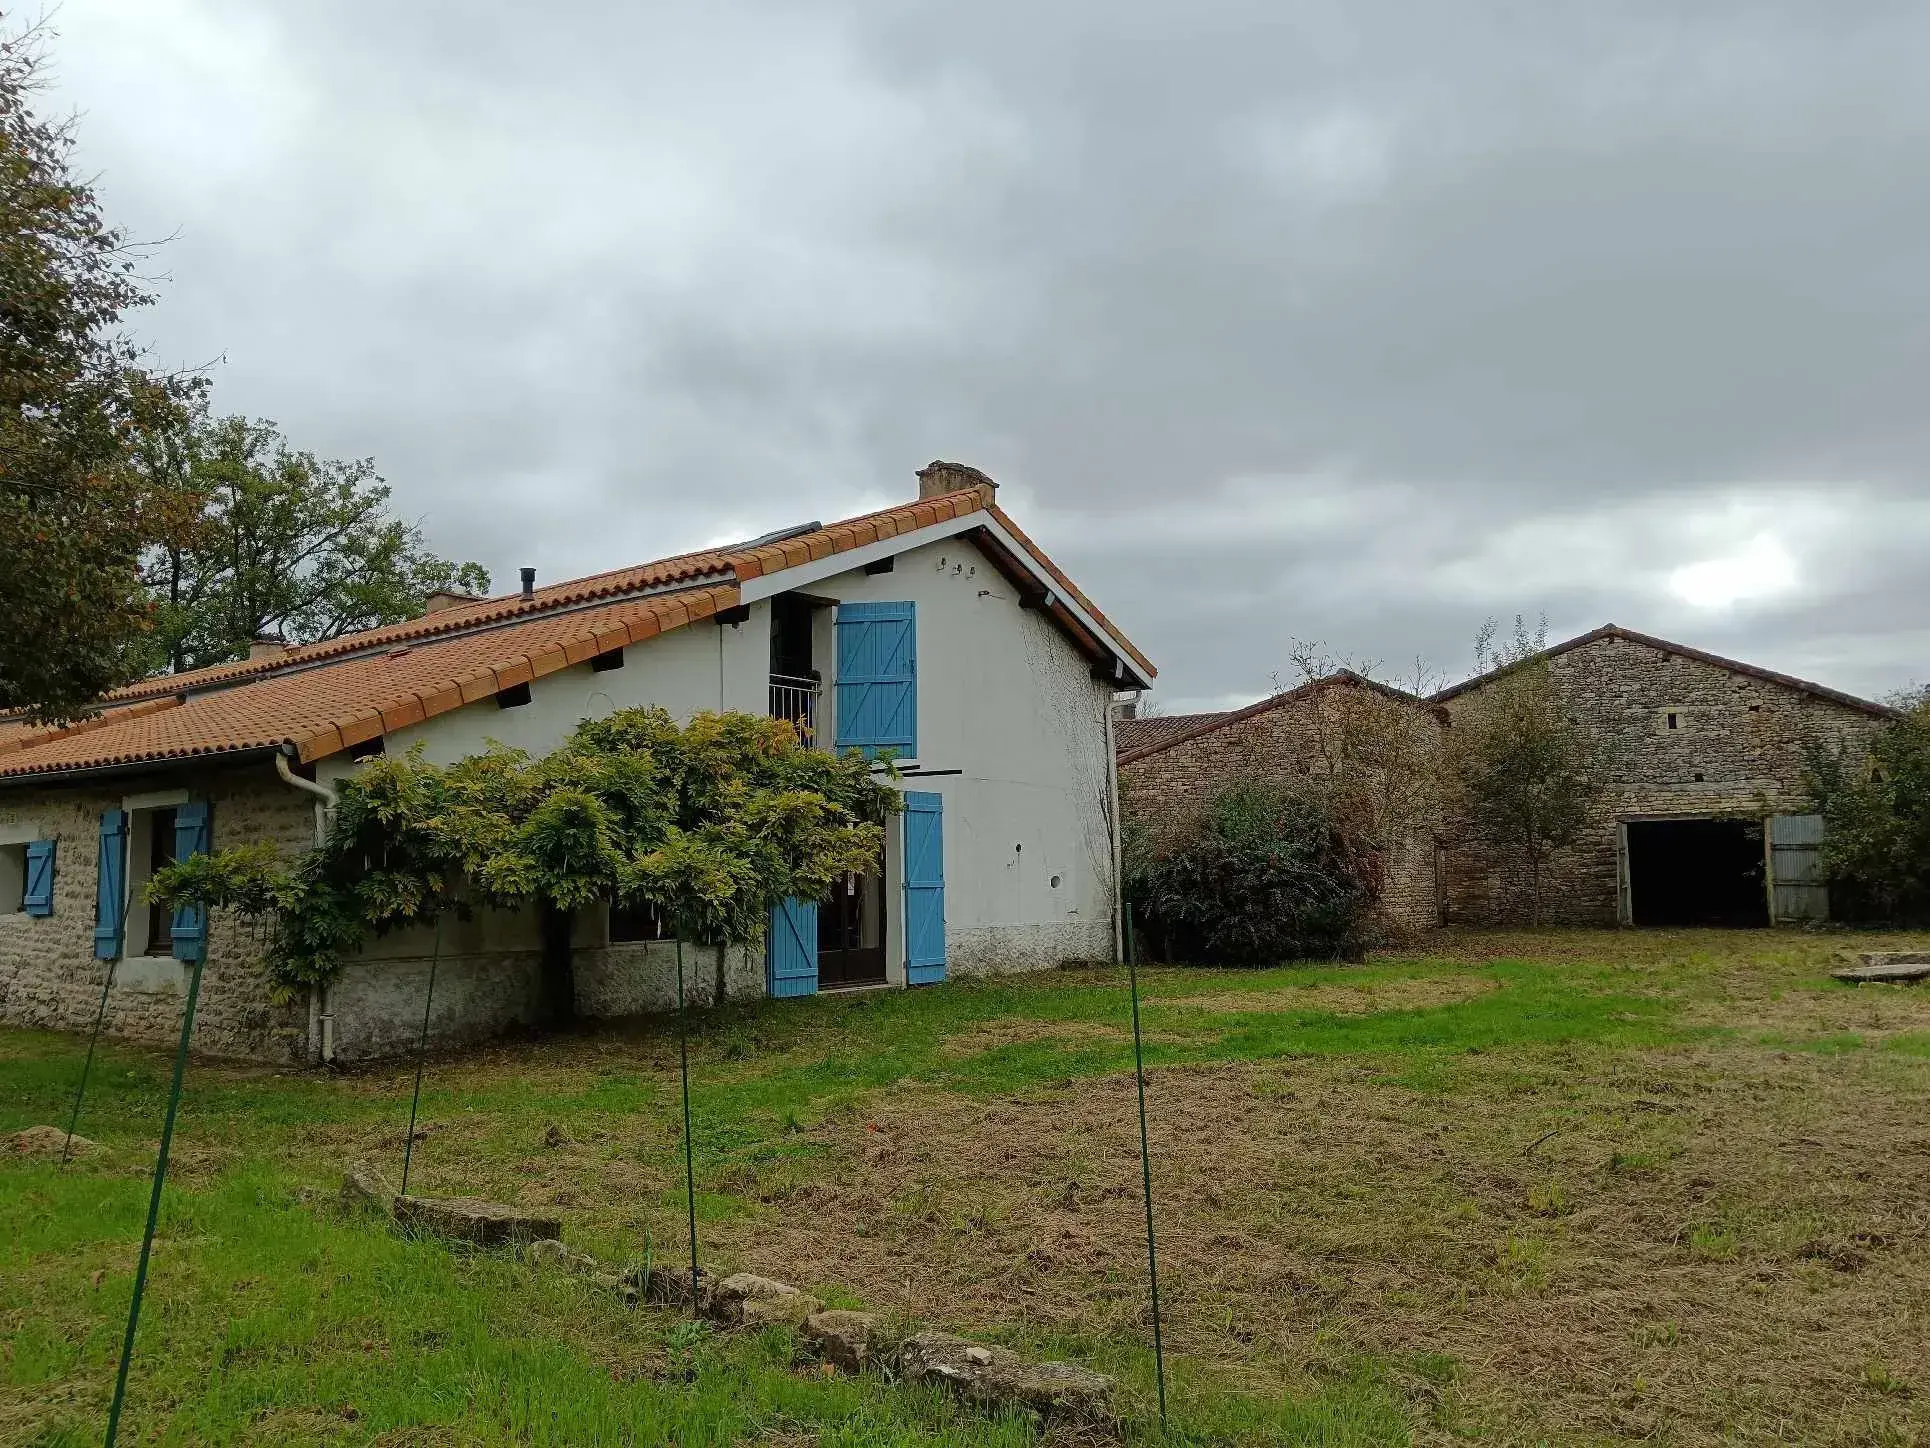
[1116,625,1896,937]
[1116,671,1446,938]
[1431,626,1893,927]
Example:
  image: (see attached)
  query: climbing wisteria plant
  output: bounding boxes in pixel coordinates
[148,708,897,998]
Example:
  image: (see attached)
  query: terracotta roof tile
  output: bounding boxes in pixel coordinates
[0,484,1154,781]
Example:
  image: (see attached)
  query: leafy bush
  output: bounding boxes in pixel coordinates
[1127,783,1379,965]
[148,708,898,997]
[1806,688,1930,924]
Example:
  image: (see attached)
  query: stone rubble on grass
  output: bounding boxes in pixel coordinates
[898,1330,1115,1424]
[1834,951,1930,984]
[339,1162,394,1214]
[528,1238,637,1304]
[7,1125,96,1158]
[705,1271,822,1328]
[393,1194,562,1247]
[802,1309,890,1372]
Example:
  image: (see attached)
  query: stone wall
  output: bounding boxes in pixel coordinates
[1438,634,1886,925]
[0,763,315,1062]
[1118,681,1445,939]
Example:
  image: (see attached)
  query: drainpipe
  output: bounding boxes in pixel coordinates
[1106,691,1140,964]
[274,747,339,1063]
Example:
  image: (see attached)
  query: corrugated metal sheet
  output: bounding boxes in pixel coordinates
[1770,813,1829,923]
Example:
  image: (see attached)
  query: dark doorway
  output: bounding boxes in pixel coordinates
[1627,818,1767,927]
[818,871,886,989]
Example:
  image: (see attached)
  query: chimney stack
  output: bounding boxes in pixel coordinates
[916,460,998,505]
[422,588,482,616]
[519,567,536,601]
[248,634,288,662]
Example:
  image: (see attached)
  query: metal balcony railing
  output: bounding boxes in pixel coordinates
[769,673,820,744]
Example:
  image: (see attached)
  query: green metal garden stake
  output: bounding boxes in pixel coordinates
[400,913,443,1198]
[61,959,117,1168]
[675,939,700,1314]
[104,954,204,1448]
[62,892,132,1168]
[1124,912,1168,1425]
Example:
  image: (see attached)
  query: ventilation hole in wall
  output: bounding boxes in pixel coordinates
[1014,842,1022,853]
[1666,712,1679,730]
[1749,704,1761,713]
[1692,772,1705,782]
[1050,874,1062,889]
[498,682,533,709]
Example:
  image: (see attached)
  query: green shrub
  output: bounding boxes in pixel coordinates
[1806,687,1930,925]
[1127,783,1379,965]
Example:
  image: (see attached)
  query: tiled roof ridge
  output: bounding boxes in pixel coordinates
[0,695,182,759]
[41,489,1010,718]
[1427,624,1899,719]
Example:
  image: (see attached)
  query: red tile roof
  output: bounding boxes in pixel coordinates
[0,487,1153,782]
[1114,712,1227,755]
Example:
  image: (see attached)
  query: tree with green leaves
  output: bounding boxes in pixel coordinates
[137,413,489,674]
[1,22,202,721]
[148,708,898,1004]
[1805,687,1930,924]
[1449,616,1616,926]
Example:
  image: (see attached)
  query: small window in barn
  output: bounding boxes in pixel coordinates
[1871,763,1887,785]
[609,900,672,943]
[1666,712,1679,731]
[1692,772,1705,782]
[498,682,533,709]
[1749,704,1762,713]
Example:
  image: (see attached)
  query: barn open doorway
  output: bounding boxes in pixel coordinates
[1626,818,1767,927]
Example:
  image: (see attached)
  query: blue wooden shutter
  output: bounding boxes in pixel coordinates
[22,839,55,917]
[93,810,128,959]
[902,791,946,985]
[766,896,819,998]
[834,602,916,758]
[171,801,213,962]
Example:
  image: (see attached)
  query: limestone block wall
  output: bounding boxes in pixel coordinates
[1118,685,1446,940]
[1438,634,1886,925]
[0,764,314,1062]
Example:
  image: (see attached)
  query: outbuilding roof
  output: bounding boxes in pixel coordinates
[0,486,1153,783]
[1116,671,1425,765]
[1426,624,1897,719]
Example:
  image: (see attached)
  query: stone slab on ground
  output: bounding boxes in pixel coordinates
[706,1272,821,1328]
[802,1310,891,1372]
[1834,952,1930,984]
[393,1195,561,1247]
[340,1162,394,1213]
[7,1126,96,1158]
[898,1330,1114,1423]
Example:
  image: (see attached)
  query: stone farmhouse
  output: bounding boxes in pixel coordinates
[1118,625,1895,934]
[0,463,1153,1063]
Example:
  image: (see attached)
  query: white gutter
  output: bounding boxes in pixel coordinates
[274,747,338,1064]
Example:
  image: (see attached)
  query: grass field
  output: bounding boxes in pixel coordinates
[6,928,1930,1445]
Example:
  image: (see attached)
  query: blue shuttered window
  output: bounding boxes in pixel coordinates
[834,602,916,759]
[766,896,819,998]
[22,839,55,917]
[170,801,213,962]
[93,810,128,959]
[902,791,946,985]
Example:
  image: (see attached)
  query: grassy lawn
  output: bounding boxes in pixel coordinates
[6,928,1930,1445]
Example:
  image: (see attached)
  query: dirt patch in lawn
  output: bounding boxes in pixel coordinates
[706,1043,1930,1445]
[935,1019,1138,1058]
[1152,973,1497,1018]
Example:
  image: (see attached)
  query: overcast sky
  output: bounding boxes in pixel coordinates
[37,0,1930,711]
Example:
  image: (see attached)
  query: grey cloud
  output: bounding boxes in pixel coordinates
[40,0,1930,708]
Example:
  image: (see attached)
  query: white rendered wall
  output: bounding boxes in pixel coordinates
[812,537,1119,974]
[320,599,772,778]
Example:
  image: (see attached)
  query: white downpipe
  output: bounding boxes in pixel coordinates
[1106,691,1139,964]
[274,749,339,1064]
